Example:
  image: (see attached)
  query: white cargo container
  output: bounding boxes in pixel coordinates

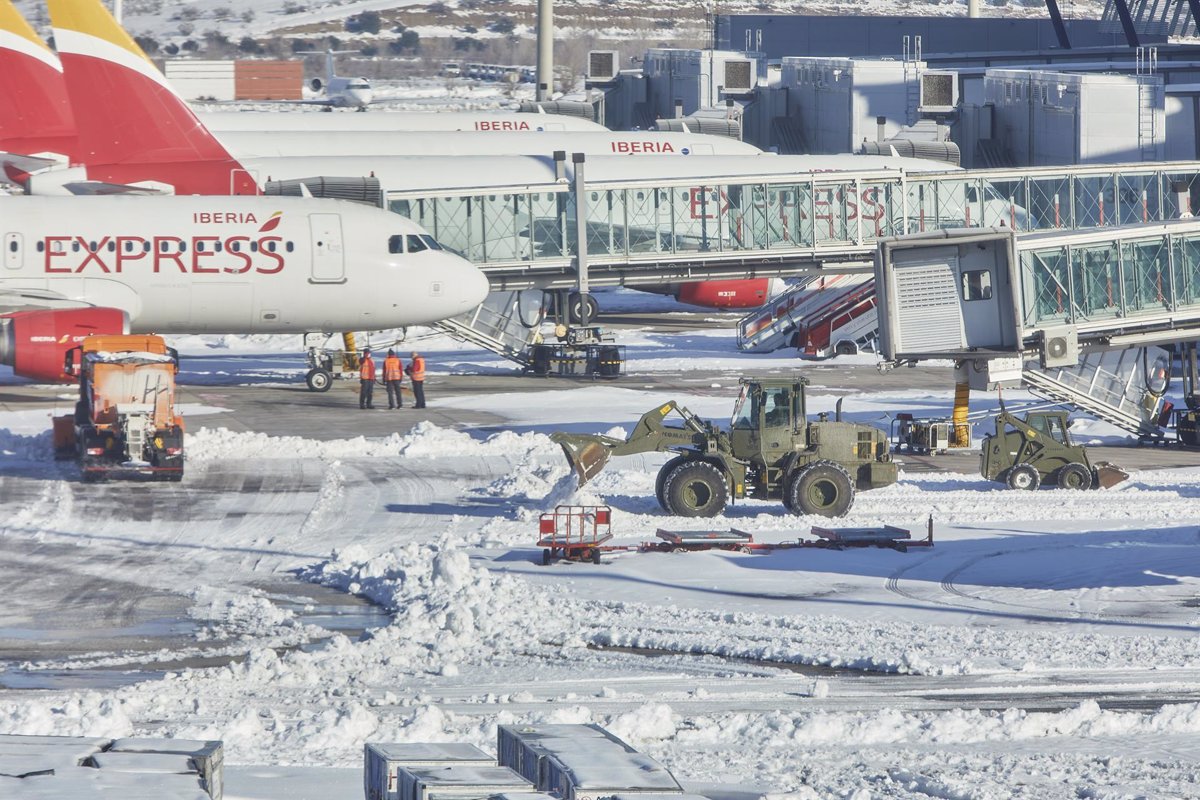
[165,60,236,102]
[780,57,924,155]
[365,742,496,800]
[497,724,683,799]
[984,69,1164,165]
[108,737,224,800]
[398,764,531,800]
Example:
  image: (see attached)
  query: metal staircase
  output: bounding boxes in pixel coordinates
[798,289,879,359]
[736,274,872,353]
[1022,346,1170,438]
[432,289,546,367]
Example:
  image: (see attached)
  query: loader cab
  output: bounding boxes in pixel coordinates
[1026,411,1070,445]
[730,380,809,467]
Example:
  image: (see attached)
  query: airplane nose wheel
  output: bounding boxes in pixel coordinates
[306,368,333,392]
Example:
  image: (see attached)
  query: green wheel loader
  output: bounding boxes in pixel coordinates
[550,378,897,518]
[980,409,1128,490]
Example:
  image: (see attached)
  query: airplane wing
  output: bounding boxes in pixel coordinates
[0,288,93,315]
[62,180,173,196]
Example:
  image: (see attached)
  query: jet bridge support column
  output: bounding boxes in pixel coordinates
[536,0,553,101]
[572,152,591,325]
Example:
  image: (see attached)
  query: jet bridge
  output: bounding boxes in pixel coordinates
[875,223,1200,436]
[341,160,1200,369]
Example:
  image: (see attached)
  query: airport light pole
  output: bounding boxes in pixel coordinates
[536,0,553,101]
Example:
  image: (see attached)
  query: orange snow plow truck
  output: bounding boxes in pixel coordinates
[52,335,185,482]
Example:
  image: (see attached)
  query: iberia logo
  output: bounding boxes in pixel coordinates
[259,212,283,233]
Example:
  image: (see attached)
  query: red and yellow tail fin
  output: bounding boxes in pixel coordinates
[48,0,255,193]
[0,0,76,157]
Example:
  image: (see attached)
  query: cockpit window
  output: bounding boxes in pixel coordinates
[406,234,429,253]
[388,235,403,254]
[420,235,443,251]
[349,81,370,89]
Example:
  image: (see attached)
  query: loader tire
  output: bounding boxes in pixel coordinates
[1006,464,1041,491]
[1056,462,1092,491]
[306,368,333,392]
[663,461,728,518]
[787,460,854,517]
[655,455,690,512]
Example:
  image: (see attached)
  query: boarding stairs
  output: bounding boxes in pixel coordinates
[1022,346,1170,438]
[736,274,873,353]
[431,290,545,367]
[798,286,879,359]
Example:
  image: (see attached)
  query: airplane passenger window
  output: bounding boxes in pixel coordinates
[106,241,115,252]
[8,241,16,253]
[72,241,80,252]
[196,241,205,252]
[250,241,258,252]
[36,242,43,252]
[215,241,223,252]
[230,241,240,252]
[285,242,294,252]
[143,241,151,252]
[406,235,428,253]
[179,241,187,252]
[388,235,404,254]
[420,235,443,251]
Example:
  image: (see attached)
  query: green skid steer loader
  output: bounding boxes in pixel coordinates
[980,409,1128,490]
[551,377,897,518]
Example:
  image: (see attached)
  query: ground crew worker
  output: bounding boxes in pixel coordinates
[359,348,376,409]
[406,351,427,409]
[383,349,404,409]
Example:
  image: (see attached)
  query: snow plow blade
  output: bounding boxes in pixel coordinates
[1094,462,1129,489]
[550,433,616,486]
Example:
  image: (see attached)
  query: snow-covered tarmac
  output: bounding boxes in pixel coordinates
[2,296,1200,798]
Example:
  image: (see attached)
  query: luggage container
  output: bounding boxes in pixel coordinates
[365,743,496,800]
[397,764,530,800]
[0,734,111,777]
[108,737,224,800]
[497,724,683,798]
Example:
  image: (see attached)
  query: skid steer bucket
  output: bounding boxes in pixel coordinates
[550,433,616,486]
[1094,462,1129,489]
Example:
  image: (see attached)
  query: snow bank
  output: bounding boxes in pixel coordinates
[0,428,53,461]
[187,422,558,462]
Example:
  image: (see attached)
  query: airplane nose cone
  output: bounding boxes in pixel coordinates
[440,254,491,315]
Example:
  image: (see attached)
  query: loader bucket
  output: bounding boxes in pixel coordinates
[551,434,613,486]
[1094,462,1129,489]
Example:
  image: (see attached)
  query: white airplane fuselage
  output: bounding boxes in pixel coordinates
[0,196,490,332]
[196,110,609,133]
[215,129,761,159]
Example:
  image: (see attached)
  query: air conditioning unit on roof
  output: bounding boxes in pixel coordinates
[721,58,756,94]
[587,50,620,83]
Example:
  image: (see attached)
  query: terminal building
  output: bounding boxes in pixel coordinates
[587,16,1192,169]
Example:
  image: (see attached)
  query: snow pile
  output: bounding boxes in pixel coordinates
[0,427,53,461]
[0,693,133,739]
[186,422,558,462]
[299,538,540,674]
[190,586,315,644]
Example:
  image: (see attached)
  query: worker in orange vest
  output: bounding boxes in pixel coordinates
[383,349,405,409]
[358,348,376,409]
[406,351,427,409]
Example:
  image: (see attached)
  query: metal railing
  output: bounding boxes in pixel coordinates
[384,162,1200,288]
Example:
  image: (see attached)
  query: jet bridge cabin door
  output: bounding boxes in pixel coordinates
[308,213,345,283]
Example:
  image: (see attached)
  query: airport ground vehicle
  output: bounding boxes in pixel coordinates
[551,377,897,517]
[52,335,185,482]
[980,409,1126,490]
